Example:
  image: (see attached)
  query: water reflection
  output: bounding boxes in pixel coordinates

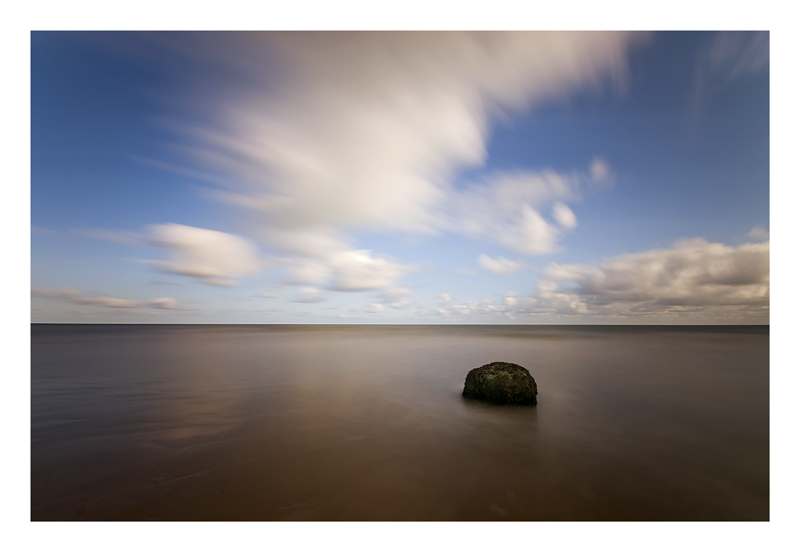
[31,325,769,520]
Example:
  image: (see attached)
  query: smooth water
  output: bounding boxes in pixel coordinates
[31,324,769,521]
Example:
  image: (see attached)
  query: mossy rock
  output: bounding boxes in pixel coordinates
[462,361,537,405]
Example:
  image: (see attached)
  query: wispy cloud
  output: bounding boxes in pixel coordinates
[478,254,521,276]
[747,225,769,242]
[706,31,769,81]
[290,287,325,303]
[377,287,413,310]
[32,287,190,311]
[145,297,182,310]
[32,288,140,308]
[144,223,261,286]
[444,161,606,254]
[155,32,638,292]
[690,31,768,142]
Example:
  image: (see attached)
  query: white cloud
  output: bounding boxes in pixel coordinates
[478,254,521,276]
[280,258,331,286]
[160,32,637,286]
[432,239,769,323]
[552,202,577,229]
[747,225,769,242]
[524,239,769,319]
[707,31,769,80]
[290,287,325,303]
[145,223,260,286]
[437,293,452,306]
[436,299,501,318]
[590,157,611,183]
[258,291,281,298]
[365,303,385,313]
[379,287,413,309]
[327,250,411,292]
[32,288,187,311]
[543,239,767,304]
[277,249,411,292]
[444,165,599,254]
[32,288,140,308]
[690,32,768,142]
[145,297,181,310]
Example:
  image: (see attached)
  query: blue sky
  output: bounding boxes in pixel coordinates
[30,31,769,323]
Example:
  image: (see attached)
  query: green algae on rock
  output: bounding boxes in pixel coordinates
[462,361,538,405]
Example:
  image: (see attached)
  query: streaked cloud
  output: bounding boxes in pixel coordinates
[164,32,637,288]
[290,287,325,303]
[706,31,769,81]
[326,250,411,292]
[32,288,140,308]
[552,202,577,229]
[690,31,768,141]
[145,297,181,310]
[478,254,521,276]
[144,223,261,286]
[32,288,188,311]
[378,287,413,310]
[445,164,601,254]
[747,225,769,242]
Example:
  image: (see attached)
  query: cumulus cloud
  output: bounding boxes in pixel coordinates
[478,254,521,275]
[438,299,502,318]
[145,223,260,286]
[158,32,638,290]
[437,293,452,306]
[365,303,385,313]
[538,239,769,310]
[432,239,769,323]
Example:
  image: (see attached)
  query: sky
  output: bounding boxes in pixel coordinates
[30,31,770,324]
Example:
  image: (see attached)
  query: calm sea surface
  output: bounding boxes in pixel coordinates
[31,324,769,521]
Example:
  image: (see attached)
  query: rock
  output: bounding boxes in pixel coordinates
[462,361,538,405]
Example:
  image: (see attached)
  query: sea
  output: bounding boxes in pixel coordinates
[31,324,769,521]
